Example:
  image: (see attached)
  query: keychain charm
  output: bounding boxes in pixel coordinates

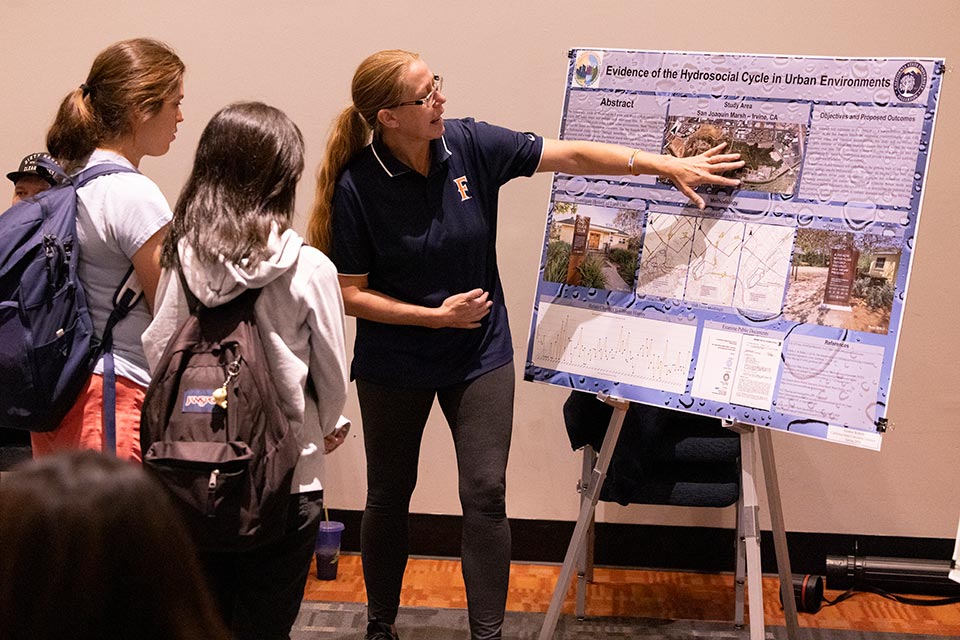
[212,385,228,409]
[213,359,241,409]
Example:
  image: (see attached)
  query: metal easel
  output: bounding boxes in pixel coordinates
[538,393,800,640]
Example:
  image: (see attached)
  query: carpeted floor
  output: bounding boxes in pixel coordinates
[291,601,948,640]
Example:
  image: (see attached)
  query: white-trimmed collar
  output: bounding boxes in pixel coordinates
[369,135,454,178]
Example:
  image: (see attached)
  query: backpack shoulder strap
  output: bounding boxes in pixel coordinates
[81,160,146,353]
[177,266,203,315]
[35,155,69,185]
[73,162,139,188]
[100,265,144,457]
[98,266,143,352]
[82,161,143,456]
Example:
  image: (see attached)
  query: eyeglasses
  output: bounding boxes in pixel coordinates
[391,75,443,108]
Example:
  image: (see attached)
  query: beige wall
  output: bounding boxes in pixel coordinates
[3,0,958,539]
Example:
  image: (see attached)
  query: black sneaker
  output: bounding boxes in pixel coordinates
[365,620,399,640]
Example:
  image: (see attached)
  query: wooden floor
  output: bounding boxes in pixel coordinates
[303,554,960,637]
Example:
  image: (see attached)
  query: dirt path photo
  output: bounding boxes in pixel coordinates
[783,266,891,333]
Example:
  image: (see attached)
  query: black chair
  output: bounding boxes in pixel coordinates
[562,390,749,627]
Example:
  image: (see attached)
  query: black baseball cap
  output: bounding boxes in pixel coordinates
[7,152,58,185]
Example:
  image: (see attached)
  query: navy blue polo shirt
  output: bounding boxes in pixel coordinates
[330,117,544,388]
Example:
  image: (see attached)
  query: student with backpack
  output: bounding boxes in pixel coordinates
[29,38,185,461]
[141,101,348,640]
[0,152,54,460]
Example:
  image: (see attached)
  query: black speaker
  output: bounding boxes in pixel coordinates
[826,554,960,596]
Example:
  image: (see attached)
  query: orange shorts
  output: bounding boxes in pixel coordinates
[31,373,145,462]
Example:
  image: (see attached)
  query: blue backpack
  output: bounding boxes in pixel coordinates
[0,160,140,434]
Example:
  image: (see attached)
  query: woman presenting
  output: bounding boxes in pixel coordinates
[309,49,743,640]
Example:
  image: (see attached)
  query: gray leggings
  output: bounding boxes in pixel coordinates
[357,362,515,640]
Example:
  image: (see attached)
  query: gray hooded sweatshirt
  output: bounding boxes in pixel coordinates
[142,227,348,492]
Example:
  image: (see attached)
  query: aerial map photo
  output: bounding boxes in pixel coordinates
[662,116,806,196]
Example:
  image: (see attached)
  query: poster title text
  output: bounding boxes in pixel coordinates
[605,65,892,89]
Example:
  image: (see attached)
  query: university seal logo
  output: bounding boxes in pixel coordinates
[573,51,602,88]
[893,62,926,102]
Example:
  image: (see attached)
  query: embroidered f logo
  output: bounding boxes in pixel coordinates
[453,176,472,201]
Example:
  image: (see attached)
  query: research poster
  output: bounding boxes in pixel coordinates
[524,49,944,450]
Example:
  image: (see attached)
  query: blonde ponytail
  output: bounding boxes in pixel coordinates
[307,49,419,253]
[308,106,371,252]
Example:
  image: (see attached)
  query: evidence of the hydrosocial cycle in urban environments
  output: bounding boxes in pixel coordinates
[525,49,943,450]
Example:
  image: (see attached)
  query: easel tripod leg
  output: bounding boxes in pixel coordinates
[539,403,628,640]
[734,482,747,628]
[574,446,597,620]
[739,428,766,640]
[757,428,800,639]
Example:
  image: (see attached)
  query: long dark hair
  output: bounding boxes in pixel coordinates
[46,38,184,169]
[163,101,305,269]
[0,451,229,640]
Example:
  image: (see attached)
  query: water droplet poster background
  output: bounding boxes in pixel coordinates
[525,49,943,450]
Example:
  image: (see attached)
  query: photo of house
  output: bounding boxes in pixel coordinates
[553,216,632,254]
[543,202,642,291]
